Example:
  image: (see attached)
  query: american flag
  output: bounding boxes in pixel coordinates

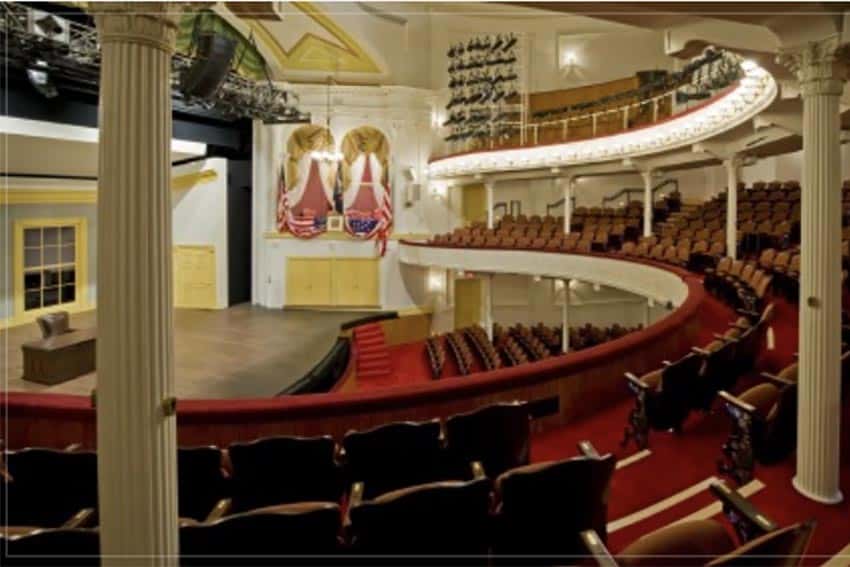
[277,162,325,239]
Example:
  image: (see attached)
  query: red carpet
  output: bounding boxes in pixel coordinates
[352,323,392,380]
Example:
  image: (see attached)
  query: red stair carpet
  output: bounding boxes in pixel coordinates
[352,323,393,380]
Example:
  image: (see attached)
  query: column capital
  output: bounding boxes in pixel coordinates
[777,35,850,98]
[723,155,744,170]
[93,2,187,52]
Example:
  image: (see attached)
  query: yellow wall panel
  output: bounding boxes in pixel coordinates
[286,257,333,306]
[462,184,487,225]
[174,245,217,309]
[454,278,482,329]
[332,258,379,307]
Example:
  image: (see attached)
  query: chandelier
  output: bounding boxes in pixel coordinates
[311,75,342,163]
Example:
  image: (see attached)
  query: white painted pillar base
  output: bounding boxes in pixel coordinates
[724,158,740,260]
[641,171,654,237]
[94,4,181,561]
[781,36,845,505]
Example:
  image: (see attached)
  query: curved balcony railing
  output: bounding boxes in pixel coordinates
[429,60,776,180]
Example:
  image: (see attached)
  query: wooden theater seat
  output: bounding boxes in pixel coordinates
[582,482,815,567]
[444,401,530,479]
[341,420,453,500]
[2,448,98,529]
[177,446,229,522]
[1,527,100,567]
[491,442,615,560]
[226,435,342,513]
[180,502,342,566]
[347,474,491,558]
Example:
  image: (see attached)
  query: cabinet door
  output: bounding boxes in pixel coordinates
[286,258,333,306]
[174,245,217,309]
[332,258,379,307]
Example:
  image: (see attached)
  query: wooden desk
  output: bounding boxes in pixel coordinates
[22,328,96,385]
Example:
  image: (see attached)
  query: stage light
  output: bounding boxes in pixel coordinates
[26,61,57,99]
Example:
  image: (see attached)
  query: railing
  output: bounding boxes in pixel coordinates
[601,179,679,207]
[545,197,577,217]
[493,200,523,218]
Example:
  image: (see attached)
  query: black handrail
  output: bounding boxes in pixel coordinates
[545,197,577,217]
[600,179,679,207]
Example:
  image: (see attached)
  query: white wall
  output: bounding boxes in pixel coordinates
[172,158,230,309]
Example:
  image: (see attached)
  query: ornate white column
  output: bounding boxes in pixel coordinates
[94,3,182,561]
[724,156,741,260]
[561,278,571,353]
[482,274,494,340]
[563,177,574,234]
[485,180,495,229]
[641,170,654,237]
[780,36,846,504]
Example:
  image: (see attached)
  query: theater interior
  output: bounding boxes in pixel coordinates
[3,1,850,565]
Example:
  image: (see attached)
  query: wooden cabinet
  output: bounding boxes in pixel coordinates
[286,257,379,308]
[174,245,217,309]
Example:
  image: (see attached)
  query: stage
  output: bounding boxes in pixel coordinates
[2,306,362,399]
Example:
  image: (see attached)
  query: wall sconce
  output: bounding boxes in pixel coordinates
[592,282,601,292]
[554,279,565,291]
[533,275,542,283]
[430,183,448,201]
[560,51,578,75]
[428,271,445,293]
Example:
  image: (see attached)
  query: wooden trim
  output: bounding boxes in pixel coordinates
[1,189,97,206]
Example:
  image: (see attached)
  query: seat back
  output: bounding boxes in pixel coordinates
[178,446,228,521]
[2,528,100,567]
[707,521,815,566]
[343,420,447,499]
[227,436,341,513]
[493,454,616,557]
[180,502,341,565]
[445,401,530,478]
[4,449,98,527]
[348,478,491,556]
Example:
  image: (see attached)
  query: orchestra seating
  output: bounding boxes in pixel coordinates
[424,335,447,378]
[581,481,815,566]
[622,304,774,449]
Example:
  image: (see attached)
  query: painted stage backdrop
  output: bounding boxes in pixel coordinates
[277,125,392,249]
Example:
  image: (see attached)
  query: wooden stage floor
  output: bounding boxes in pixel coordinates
[2,305,363,399]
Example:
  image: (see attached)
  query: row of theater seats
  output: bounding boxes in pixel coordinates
[463,325,502,371]
[1,405,817,565]
[704,257,775,312]
[623,305,774,450]
[618,235,725,272]
[424,335,446,378]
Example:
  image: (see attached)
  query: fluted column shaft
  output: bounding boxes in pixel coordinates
[783,37,845,504]
[485,181,494,229]
[482,275,494,340]
[641,171,653,237]
[725,158,740,260]
[561,279,570,353]
[95,3,181,561]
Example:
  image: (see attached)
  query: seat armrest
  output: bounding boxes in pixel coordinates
[709,481,778,541]
[718,390,756,414]
[470,461,486,480]
[580,530,619,567]
[344,482,365,528]
[577,440,600,458]
[205,498,232,522]
[64,443,83,452]
[624,372,650,391]
[691,346,712,356]
[759,372,795,388]
[661,359,672,367]
[62,508,96,529]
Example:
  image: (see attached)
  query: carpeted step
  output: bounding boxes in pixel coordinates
[358,368,392,379]
[358,343,389,356]
[352,323,392,379]
[357,358,391,371]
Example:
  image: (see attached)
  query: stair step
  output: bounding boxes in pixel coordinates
[358,344,388,355]
[358,360,391,371]
[358,368,392,379]
[356,336,385,347]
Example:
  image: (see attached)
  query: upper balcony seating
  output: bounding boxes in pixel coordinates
[1,447,98,529]
[491,442,615,560]
[581,481,815,567]
[341,420,457,501]
[180,502,342,566]
[226,435,342,514]
[444,400,531,479]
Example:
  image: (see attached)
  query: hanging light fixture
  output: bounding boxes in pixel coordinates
[312,75,344,163]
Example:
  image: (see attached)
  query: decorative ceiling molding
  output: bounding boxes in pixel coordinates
[221,1,383,77]
[428,61,777,180]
